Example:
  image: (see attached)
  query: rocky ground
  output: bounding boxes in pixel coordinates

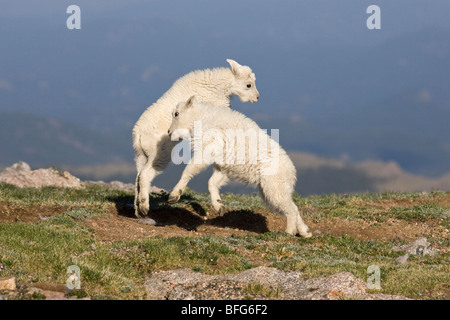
[1,265,415,300]
[145,267,410,300]
[0,161,162,193]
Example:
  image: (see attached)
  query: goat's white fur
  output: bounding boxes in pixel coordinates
[133,59,259,218]
[167,96,312,237]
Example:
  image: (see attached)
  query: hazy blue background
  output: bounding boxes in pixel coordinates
[1,0,449,194]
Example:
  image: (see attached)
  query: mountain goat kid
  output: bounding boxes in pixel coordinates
[167,96,312,238]
[133,59,259,218]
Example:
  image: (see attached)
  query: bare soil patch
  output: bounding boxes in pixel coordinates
[1,195,447,244]
[309,217,445,242]
[0,202,67,223]
[84,202,445,243]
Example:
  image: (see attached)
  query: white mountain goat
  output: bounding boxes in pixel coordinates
[167,96,312,238]
[133,59,259,218]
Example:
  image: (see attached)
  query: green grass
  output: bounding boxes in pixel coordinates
[296,191,450,225]
[0,182,129,210]
[0,221,252,299]
[0,183,449,299]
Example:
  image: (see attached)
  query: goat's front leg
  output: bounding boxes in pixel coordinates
[168,156,209,204]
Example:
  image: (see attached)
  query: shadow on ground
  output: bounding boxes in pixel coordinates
[107,193,269,234]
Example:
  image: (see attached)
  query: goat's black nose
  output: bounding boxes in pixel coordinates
[167,129,170,135]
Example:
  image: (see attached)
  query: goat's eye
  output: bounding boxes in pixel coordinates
[174,112,179,117]
[247,84,252,88]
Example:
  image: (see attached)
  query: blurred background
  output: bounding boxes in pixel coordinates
[1,0,449,195]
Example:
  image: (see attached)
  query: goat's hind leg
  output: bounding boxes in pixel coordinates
[208,166,229,216]
[135,160,160,218]
[135,136,175,218]
[260,181,312,238]
[282,199,311,238]
[134,153,148,218]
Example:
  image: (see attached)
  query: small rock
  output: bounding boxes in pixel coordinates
[396,254,409,265]
[136,218,157,226]
[0,276,17,291]
[393,237,439,257]
[149,186,167,194]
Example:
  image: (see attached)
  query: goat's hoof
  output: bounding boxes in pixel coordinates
[135,207,148,219]
[301,230,313,238]
[217,207,225,216]
[168,194,180,204]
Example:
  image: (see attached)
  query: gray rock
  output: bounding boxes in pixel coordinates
[395,253,409,265]
[135,218,157,225]
[144,266,409,300]
[0,162,82,189]
[0,161,169,196]
[393,237,439,257]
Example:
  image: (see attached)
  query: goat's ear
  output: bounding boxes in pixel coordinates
[227,59,242,75]
[185,95,196,108]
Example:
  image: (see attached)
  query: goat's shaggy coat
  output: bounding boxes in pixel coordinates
[133,60,259,218]
[167,96,312,237]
